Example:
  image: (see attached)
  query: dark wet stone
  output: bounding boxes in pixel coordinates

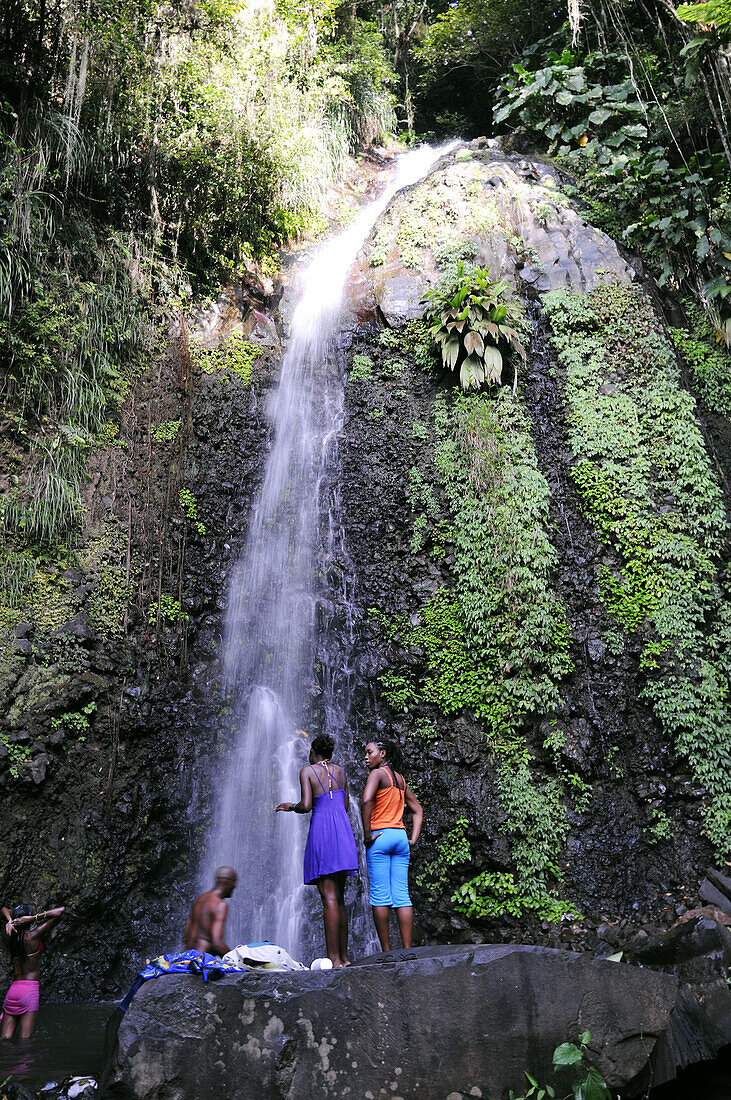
[103,944,689,1099]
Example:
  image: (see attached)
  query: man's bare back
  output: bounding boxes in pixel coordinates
[183,867,237,957]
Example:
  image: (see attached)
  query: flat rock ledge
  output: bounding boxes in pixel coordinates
[101,937,731,1099]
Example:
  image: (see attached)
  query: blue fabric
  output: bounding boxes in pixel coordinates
[119,951,249,1013]
[366,828,412,907]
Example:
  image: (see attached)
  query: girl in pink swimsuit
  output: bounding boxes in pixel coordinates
[1,902,65,1038]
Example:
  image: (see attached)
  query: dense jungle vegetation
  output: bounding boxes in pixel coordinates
[1,0,731,980]
[2,0,729,567]
[1,0,730,862]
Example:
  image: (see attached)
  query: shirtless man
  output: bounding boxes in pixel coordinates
[183,867,237,956]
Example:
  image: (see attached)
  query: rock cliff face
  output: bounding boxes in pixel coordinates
[1,140,729,1002]
[334,139,730,952]
[0,284,283,998]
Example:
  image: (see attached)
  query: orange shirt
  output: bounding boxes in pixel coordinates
[371,771,406,831]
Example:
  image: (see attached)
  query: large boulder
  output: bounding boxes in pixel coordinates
[351,139,636,325]
[626,915,731,1083]
[102,943,690,1099]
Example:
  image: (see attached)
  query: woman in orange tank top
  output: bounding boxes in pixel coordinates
[361,740,423,952]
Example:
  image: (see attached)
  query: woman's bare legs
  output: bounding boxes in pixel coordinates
[335,872,350,964]
[317,875,346,966]
[395,905,413,949]
[19,1010,37,1038]
[1,1013,17,1039]
[371,905,390,951]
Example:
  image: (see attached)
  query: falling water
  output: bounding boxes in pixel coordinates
[201,144,457,959]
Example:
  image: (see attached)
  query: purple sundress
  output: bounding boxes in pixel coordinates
[303,764,359,885]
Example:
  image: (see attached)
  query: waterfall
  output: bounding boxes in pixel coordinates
[200,143,457,959]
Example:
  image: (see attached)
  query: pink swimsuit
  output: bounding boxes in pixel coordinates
[1,978,40,1018]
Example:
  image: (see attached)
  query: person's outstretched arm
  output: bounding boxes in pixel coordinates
[32,906,65,936]
[10,906,65,936]
[275,767,313,814]
[405,787,423,847]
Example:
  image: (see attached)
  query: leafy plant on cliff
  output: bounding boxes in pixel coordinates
[422,264,526,392]
[543,283,731,857]
[192,332,262,386]
[496,1031,610,1100]
[669,300,731,417]
[179,488,205,537]
[417,816,471,899]
[374,387,578,917]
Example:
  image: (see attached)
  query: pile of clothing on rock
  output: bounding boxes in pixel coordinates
[119,942,331,1012]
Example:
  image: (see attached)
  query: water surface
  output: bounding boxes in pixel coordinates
[0,1003,110,1088]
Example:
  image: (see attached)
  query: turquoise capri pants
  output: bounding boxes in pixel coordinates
[366,828,412,907]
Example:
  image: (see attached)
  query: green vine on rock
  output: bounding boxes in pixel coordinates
[543,283,731,857]
[374,385,578,918]
[179,487,205,536]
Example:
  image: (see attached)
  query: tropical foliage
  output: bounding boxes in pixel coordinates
[422,264,526,391]
[0,0,395,562]
[492,42,731,314]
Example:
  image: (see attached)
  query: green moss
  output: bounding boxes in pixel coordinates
[29,570,77,633]
[78,522,132,639]
[349,354,373,382]
[372,386,577,915]
[369,225,392,267]
[191,330,262,385]
[151,420,181,443]
[395,185,458,270]
[543,283,731,857]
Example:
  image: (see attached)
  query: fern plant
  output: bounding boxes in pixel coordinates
[422,263,526,393]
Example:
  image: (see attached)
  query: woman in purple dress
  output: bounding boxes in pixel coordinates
[275,734,358,967]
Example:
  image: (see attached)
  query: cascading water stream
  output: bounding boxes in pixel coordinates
[201,143,457,959]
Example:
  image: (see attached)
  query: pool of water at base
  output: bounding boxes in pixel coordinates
[0,1004,112,1090]
[649,1043,731,1100]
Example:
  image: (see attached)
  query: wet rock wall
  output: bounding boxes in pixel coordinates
[333,139,724,952]
[0,286,282,999]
